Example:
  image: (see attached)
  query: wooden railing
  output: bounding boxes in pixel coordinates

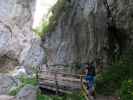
[80,75,90,100]
[36,65,90,100]
[38,71,82,91]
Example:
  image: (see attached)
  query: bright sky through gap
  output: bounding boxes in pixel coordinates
[33,0,57,29]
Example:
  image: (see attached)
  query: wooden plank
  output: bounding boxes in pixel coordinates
[39,79,81,86]
[39,84,73,94]
[81,90,89,100]
[39,77,82,88]
[82,84,88,95]
[39,80,81,91]
[39,75,86,83]
[81,83,93,100]
[39,70,86,77]
[38,69,89,97]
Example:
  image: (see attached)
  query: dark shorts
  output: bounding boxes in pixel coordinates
[85,75,95,91]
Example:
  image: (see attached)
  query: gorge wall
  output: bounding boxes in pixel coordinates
[0,0,44,73]
[0,0,133,71]
[43,0,133,65]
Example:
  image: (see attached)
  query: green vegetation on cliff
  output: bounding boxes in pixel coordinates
[33,0,70,38]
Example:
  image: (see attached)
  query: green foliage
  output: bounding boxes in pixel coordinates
[37,92,84,100]
[37,94,62,100]
[37,94,54,100]
[96,49,133,95]
[32,21,49,38]
[62,92,85,100]
[9,86,21,96]
[34,0,70,38]
[120,80,133,100]
[37,94,46,100]
[19,76,37,86]
[9,76,37,96]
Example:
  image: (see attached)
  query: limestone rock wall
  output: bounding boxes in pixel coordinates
[0,0,44,72]
[43,0,133,65]
[0,0,133,69]
[43,0,108,65]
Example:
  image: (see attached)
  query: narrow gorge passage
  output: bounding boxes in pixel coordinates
[0,0,133,100]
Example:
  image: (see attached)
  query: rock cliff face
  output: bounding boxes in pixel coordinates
[43,0,108,65]
[0,0,44,72]
[0,0,133,69]
[109,0,133,46]
[43,0,133,65]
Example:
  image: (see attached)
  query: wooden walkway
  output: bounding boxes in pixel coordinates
[37,65,91,100]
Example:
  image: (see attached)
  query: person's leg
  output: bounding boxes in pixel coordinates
[86,76,95,99]
[91,76,96,99]
[88,81,95,100]
[88,76,97,99]
[88,80,93,95]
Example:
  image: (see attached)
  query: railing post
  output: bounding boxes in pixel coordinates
[36,65,40,84]
[54,71,58,94]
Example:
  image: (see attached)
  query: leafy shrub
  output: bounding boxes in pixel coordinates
[37,92,84,100]
[37,94,46,100]
[9,86,21,96]
[64,92,85,100]
[96,49,133,95]
[37,94,62,100]
[120,80,133,100]
[37,93,53,100]
[9,77,37,96]
[19,76,37,86]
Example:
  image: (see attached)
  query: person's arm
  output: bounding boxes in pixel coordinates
[77,64,86,74]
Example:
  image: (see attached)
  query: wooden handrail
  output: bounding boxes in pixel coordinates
[80,75,90,100]
[43,63,84,67]
[37,68,90,100]
[39,70,86,77]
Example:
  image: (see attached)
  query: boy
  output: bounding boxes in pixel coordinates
[84,63,96,99]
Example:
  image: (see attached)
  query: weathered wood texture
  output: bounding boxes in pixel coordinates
[38,65,85,93]
[38,65,91,100]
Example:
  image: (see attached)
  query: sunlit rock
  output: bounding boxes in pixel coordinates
[0,0,45,72]
[0,74,20,94]
[0,95,16,100]
[16,85,37,100]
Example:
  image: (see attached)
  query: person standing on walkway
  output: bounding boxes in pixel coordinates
[84,63,96,100]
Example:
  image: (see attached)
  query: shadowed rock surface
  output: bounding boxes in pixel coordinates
[43,0,133,65]
[43,0,107,65]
